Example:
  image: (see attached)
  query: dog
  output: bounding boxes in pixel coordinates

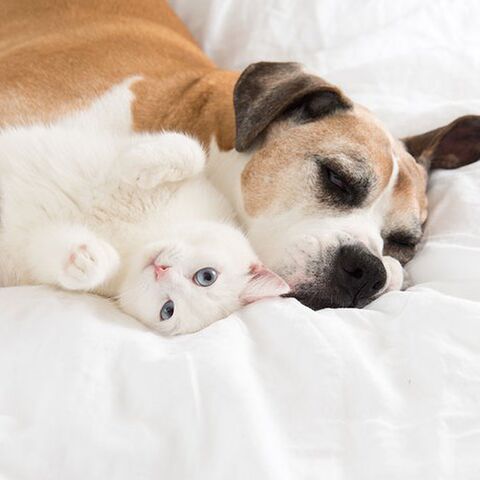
[0,0,478,309]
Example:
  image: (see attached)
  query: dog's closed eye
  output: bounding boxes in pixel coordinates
[387,232,420,249]
[315,156,370,207]
[383,231,422,265]
[324,166,350,194]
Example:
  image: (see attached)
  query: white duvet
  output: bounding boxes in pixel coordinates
[1,1,480,478]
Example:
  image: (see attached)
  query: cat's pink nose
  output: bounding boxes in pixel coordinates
[154,264,170,281]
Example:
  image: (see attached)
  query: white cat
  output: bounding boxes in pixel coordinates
[0,126,290,335]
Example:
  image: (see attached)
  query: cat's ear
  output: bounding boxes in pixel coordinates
[240,264,290,304]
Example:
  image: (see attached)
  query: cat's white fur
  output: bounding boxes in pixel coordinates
[0,125,289,335]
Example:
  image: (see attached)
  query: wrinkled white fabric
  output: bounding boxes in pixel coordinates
[1,1,479,479]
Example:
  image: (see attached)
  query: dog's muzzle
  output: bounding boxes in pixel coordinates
[288,244,387,310]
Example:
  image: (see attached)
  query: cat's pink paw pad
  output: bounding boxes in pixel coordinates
[59,241,119,290]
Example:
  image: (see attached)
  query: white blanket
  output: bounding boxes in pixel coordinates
[1,1,480,478]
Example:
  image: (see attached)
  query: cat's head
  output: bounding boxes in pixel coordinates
[117,222,290,335]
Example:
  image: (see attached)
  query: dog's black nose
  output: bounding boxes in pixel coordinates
[335,244,387,306]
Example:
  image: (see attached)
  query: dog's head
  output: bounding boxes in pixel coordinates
[233,62,480,309]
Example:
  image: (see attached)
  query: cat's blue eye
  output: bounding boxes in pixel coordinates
[160,300,174,321]
[193,267,218,287]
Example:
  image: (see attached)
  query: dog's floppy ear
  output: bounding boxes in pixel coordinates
[403,115,480,171]
[233,62,352,152]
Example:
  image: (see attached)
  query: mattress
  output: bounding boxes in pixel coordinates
[1,1,479,478]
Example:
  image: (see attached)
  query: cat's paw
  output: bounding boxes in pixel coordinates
[59,240,119,291]
[121,133,206,188]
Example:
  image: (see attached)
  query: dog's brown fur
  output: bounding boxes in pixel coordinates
[0,0,238,150]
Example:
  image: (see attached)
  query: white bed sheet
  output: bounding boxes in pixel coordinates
[1,1,480,479]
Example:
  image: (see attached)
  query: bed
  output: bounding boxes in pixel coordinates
[1,1,479,478]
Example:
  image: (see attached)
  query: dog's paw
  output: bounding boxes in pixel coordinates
[59,240,119,291]
[382,256,404,293]
[121,133,206,188]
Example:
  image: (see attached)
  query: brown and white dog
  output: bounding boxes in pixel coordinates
[0,0,479,309]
